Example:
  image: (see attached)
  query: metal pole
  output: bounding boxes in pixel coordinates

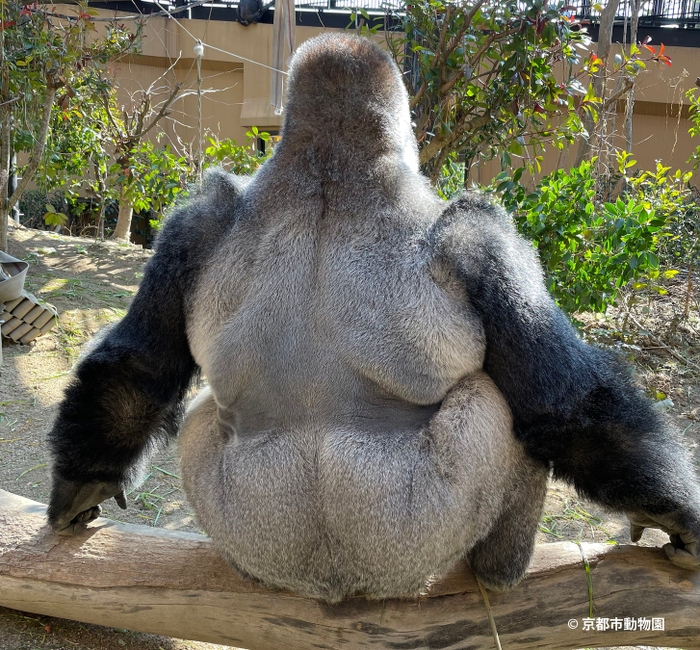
[8,151,18,224]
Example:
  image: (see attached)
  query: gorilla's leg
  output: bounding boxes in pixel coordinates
[178,387,228,541]
[466,455,548,591]
[177,388,258,581]
[180,375,545,600]
[426,373,548,591]
[179,387,328,597]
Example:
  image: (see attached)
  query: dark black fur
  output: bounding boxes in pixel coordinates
[238,0,273,25]
[430,194,700,533]
[47,173,246,527]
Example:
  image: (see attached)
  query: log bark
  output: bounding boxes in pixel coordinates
[0,488,699,650]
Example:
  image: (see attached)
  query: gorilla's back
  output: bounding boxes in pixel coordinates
[177,34,531,601]
[179,169,522,601]
[189,170,485,432]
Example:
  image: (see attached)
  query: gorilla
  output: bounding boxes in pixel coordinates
[47,34,700,602]
[237,0,273,25]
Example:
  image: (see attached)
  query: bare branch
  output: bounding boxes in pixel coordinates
[146,53,183,98]
[131,82,182,141]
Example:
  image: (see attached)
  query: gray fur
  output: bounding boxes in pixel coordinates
[179,34,547,601]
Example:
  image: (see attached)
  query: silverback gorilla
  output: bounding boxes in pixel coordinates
[47,34,700,602]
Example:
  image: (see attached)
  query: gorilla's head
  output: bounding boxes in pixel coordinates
[276,34,419,174]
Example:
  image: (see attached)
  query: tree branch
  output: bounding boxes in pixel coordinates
[1,489,699,650]
[101,93,125,141]
[7,78,59,214]
[603,77,634,109]
[574,0,621,166]
[129,82,181,142]
[419,113,492,166]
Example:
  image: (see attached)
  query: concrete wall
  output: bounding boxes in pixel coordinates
[90,12,344,150]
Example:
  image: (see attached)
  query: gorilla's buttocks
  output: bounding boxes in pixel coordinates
[47,35,700,601]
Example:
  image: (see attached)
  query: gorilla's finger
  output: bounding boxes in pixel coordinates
[76,505,102,523]
[114,490,128,510]
[630,522,645,543]
[664,544,700,571]
[53,506,99,535]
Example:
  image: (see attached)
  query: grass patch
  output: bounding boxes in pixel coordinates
[540,497,612,541]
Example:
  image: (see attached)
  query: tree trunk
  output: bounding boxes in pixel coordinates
[625,0,641,153]
[1,489,699,650]
[112,185,133,241]
[0,104,11,252]
[574,0,621,167]
[1,73,58,250]
[0,16,9,252]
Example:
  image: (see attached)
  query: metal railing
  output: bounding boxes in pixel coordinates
[568,0,700,26]
[148,0,401,10]
[106,0,700,26]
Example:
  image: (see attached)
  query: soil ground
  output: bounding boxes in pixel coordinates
[1,219,699,650]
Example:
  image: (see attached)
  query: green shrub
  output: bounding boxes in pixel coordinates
[489,159,677,314]
[624,161,698,273]
[19,190,51,229]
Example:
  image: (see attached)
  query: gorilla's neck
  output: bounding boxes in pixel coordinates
[274,102,418,179]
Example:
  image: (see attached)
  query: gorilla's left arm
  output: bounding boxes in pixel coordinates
[431,194,700,570]
[48,170,244,533]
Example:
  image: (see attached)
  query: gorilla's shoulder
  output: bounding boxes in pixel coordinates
[428,190,516,258]
[153,168,250,261]
[441,191,513,229]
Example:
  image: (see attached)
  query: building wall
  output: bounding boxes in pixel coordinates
[89,11,345,150]
[75,9,700,181]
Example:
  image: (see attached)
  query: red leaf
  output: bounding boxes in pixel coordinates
[642,44,656,55]
[533,102,546,115]
[658,43,665,56]
[643,35,652,45]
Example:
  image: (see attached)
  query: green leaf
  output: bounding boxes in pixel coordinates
[44,211,68,227]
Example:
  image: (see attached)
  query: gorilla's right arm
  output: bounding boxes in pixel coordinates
[47,171,245,534]
[431,193,700,570]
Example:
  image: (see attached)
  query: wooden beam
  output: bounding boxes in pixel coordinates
[0,488,699,649]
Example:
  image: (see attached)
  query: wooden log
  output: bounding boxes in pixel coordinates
[0,488,699,650]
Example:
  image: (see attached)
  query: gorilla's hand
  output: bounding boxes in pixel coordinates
[628,512,700,570]
[48,476,128,535]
